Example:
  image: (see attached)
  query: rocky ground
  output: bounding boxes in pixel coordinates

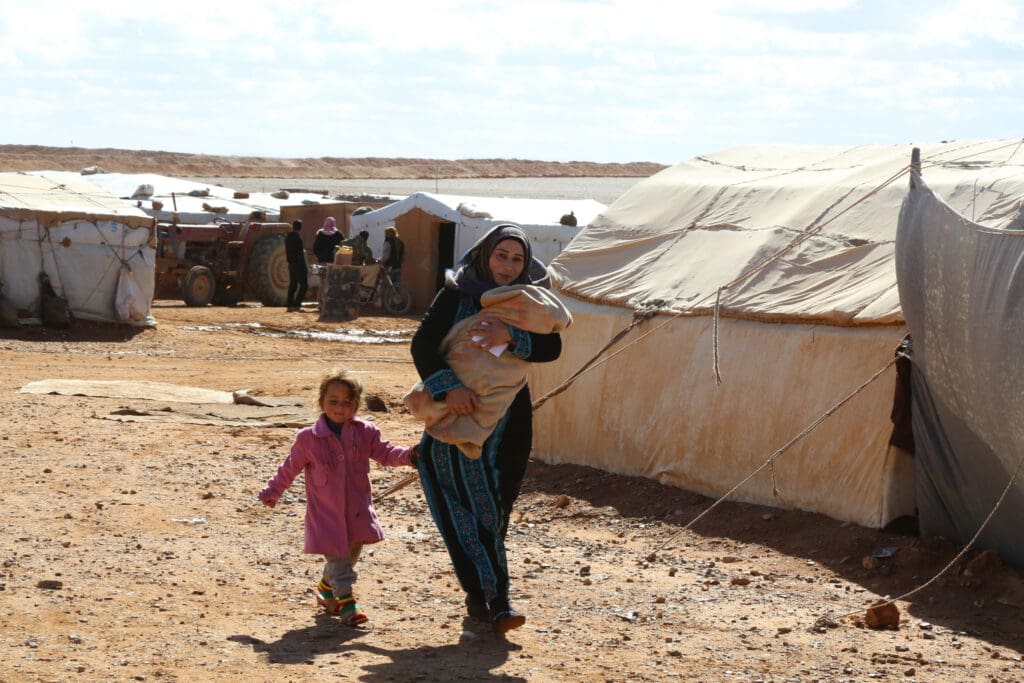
[2,301,1024,683]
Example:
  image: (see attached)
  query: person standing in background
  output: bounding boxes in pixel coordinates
[285,220,308,312]
[312,217,343,264]
[380,227,406,285]
[341,230,375,266]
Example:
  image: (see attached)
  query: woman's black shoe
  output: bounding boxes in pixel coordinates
[491,608,526,635]
[464,592,489,621]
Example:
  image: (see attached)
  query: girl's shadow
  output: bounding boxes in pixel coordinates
[230,615,525,681]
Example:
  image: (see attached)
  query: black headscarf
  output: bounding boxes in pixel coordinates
[445,224,550,297]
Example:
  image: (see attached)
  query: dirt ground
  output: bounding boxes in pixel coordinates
[2,300,1024,683]
[0,145,665,180]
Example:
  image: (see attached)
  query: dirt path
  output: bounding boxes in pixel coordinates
[1,301,1023,682]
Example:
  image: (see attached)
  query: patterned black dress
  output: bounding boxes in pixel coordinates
[411,287,562,612]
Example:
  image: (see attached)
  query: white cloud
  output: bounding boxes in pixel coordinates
[0,0,1022,163]
[915,0,1023,47]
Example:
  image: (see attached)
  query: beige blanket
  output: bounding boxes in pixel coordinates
[404,285,572,459]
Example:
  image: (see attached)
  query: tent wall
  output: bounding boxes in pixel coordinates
[0,216,155,324]
[528,299,914,528]
[896,183,1024,566]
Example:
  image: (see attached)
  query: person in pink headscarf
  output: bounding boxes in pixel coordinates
[312,216,344,264]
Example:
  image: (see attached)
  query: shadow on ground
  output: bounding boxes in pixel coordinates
[0,319,148,343]
[229,615,525,681]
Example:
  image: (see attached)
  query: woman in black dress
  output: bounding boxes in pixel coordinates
[312,216,343,264]
[410,224,562,635]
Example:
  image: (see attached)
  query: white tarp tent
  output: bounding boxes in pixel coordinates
[0,172,156,325]
[351,192,605,313]
[528,140,1024,528]
[27,171,339,224]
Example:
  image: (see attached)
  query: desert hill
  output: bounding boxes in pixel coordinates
[0,144,666,179]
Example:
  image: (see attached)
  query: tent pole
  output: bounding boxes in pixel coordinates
[910,147,921,189]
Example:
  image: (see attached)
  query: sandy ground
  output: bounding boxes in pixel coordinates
[0,145,666,180]
[2,300,1024,682]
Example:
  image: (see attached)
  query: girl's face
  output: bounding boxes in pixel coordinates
[488,239,526,286]
[321,382,357,424]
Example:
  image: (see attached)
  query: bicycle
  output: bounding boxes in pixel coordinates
[358,264,412,315]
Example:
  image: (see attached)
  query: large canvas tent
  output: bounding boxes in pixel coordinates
[896,145,1024,565]
[529,140,1024,528]
[350,192,606,313]
[0,172,156,325]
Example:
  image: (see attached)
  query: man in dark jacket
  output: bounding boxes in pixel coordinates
[381,226,406,285]
[285,220,308,311]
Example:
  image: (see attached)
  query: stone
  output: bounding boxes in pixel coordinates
[865,600,900,629]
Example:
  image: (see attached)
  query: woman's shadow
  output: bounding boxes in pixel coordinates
[229,615,525,681]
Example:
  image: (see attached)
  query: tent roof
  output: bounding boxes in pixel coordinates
[350,191,606,236]
[25,171,344,223]
[551,139,1024,326]
[0,172,153,229]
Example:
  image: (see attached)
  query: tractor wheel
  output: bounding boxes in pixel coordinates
[382,286,412,315]
[182,265,215,307]
[246,234,289,306]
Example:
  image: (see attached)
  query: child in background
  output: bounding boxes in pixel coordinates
[259,369,416,625]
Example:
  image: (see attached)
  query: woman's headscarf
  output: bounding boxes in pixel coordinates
[445,224,550,297]
[319,216,337,235]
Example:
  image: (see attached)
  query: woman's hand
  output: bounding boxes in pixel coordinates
[468,316,512,351]
[445,386,480,416]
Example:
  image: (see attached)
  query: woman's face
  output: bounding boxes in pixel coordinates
[488,239,526,286]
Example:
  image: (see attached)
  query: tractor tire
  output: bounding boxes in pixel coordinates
[246,235,289,307]
[382,286,412,315]
[182,265,215,307]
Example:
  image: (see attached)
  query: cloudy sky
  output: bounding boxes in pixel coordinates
[1,0,1021,164]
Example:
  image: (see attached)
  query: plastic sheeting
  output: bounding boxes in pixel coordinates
[0,172,156,325]
[895,179,1024,566]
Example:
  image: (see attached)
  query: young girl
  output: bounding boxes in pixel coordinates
[258,369,416,625]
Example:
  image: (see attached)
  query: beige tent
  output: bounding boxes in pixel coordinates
[0,172,156,324]
[528,140,1024,528]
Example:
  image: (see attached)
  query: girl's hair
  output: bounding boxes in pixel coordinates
[317,369,363,411]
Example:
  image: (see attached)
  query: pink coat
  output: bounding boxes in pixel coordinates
[259,416,414,556]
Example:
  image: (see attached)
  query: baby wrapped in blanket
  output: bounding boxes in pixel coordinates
[404,284,572,459]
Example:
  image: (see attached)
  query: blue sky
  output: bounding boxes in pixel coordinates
[1,0,1022,164]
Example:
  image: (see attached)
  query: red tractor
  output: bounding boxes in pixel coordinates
[155,220,292,307]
